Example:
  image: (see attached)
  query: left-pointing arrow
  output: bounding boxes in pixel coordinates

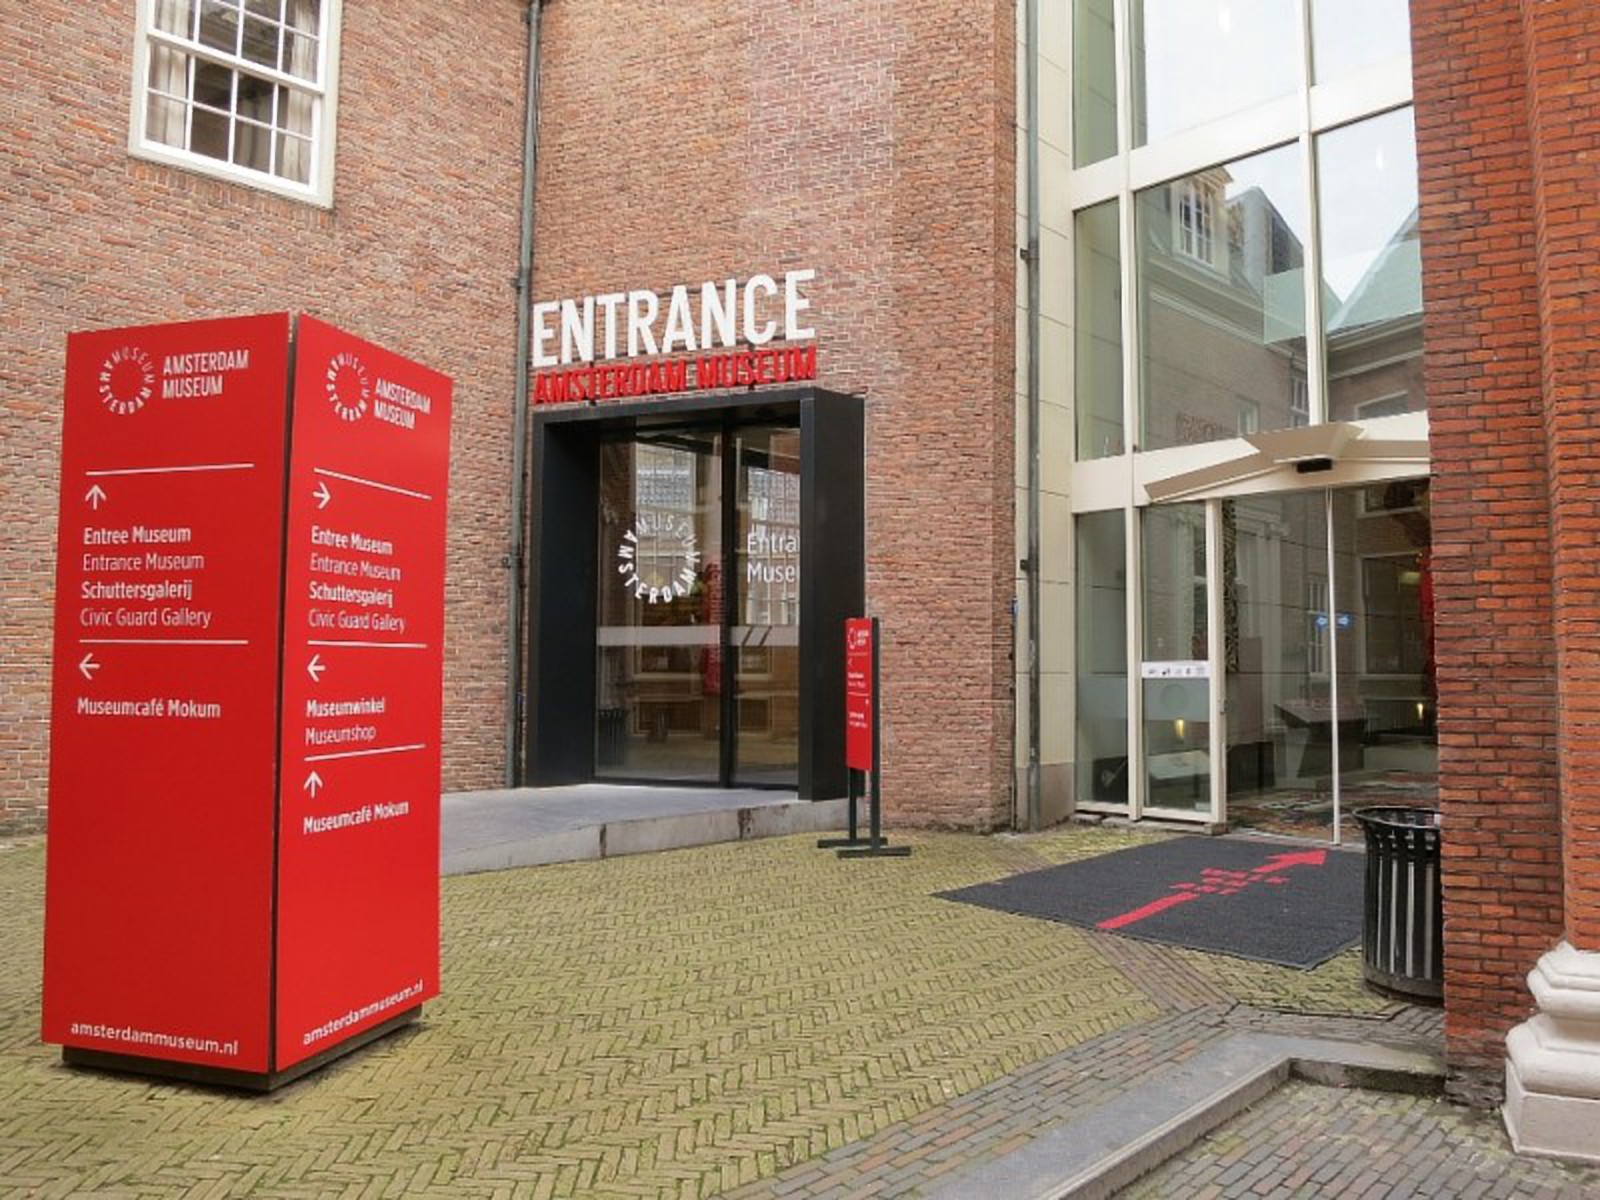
[78,653,100,681]
[85,484,107,510]
[303,770,323,798]
[307,653,325,682]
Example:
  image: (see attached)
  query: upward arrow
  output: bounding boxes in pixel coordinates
[303,770,323,798]
[85,484,107,510]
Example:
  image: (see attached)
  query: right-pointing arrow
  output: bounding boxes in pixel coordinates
[314,480,331,510]
[303,770,323,798]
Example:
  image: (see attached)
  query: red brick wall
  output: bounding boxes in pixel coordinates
[0,2,527,832]
[530,0,1017,827]
[1523,0,1600,957]
[1413,0,1600,1102]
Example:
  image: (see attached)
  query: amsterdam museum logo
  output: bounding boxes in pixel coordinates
[325,350,370,421]
[617,513,699,604]
[97,346,155,416]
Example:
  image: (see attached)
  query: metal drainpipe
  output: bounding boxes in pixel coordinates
[505,0,544,787]
[1024,0,1042,832]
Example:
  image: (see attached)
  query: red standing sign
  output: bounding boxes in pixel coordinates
[845,617,874,772]
[41,314,451,1087]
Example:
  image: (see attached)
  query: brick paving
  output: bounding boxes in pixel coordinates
[1121,1080,1600,1199]
[0,826,1542,1198]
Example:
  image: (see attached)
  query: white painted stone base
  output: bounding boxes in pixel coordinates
[1503,941,1600,1164]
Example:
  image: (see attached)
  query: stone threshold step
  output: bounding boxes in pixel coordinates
[924,1033,1444,1200]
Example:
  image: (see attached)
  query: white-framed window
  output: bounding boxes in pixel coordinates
[129,1,342,207]
[1175,178,1220,268]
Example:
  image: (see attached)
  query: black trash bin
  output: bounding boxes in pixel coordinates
[1353,806,1443,1002]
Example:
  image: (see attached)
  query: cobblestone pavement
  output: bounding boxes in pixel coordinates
[1121,1080,1600,1199]
[0,827,1466,1198]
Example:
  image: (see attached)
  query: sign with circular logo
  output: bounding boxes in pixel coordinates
[617,513,699,604]
[97,347,155,416]
[325,350,370,421]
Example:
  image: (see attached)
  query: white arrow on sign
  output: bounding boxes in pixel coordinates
[303,770,324,798]
[79,653,100,681]
[307,653,325,683]
[314,480,331,510]
[85,484,107,510]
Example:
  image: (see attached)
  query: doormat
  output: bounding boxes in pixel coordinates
[938,836,1364,969]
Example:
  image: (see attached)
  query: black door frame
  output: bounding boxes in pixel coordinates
[521,387,864,800]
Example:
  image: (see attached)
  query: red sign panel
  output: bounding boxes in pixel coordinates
[274,316,451,1070]
[845,618,874,771]
[43,313,293,1073]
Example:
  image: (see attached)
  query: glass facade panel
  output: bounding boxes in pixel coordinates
[1138,143,1309,451]
[1073,0,1118,166]
[1076,511,1128,807]
[1075,201,1124,459]
[1319,108,1424,423]
[1311,0,1411,85]
[1223,493,1337,839]
[1141,504,1210,813]
[1132,0,1300,147]
[1331,483,1437,817]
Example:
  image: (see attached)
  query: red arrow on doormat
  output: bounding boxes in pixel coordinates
[1095,849,1328,932]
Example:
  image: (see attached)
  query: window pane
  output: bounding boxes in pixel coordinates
[246,0,283,18]
[276,131,312,182]
[1142,504,1210,813]
[1138,142,1308,450]
[236,71,275,123]
[152,0,196,37]
[193,60,232,110]
[145,95,188,149]
[1319,108,1423,423]
[198,0,242,54]
[1076,511,1128,808]
[1073,0,1118,166]
[242,14,280,68]
[285,0,322,39]
[1312,0,1410,84]
[233,119,272,172]
[1132,0,1301,146]
[1075,201,1124,459]
[281,29,318,81]
[190,105,229,160]
[147,46,190,99]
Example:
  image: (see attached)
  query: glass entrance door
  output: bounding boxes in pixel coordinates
[595,429,724,783]
[593,420,801,789]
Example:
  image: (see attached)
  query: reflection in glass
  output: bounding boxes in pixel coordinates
[1077,512,1128,808]
[1138,143,1308,451]
[733,427,801,788]
[1312,0,1410,84]
[1073,0,1118,166]
[1223,493,1338,840]
[1142,504,1210,813]
[1132,0,1300,146]
[1330,483,1437,819]
[1319,108,1423,423]
[1075,201,1123,459]
[595,433,723,783]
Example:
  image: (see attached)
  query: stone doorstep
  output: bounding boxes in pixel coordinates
[440,796,850,876]
[921,1033,1445,1200]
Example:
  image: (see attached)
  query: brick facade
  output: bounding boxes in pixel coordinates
[1,0,1017,833]
[1413,0,1600,1102]
[0,1,527,832]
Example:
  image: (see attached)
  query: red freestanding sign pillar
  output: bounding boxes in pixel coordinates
[41,313,451,1087]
